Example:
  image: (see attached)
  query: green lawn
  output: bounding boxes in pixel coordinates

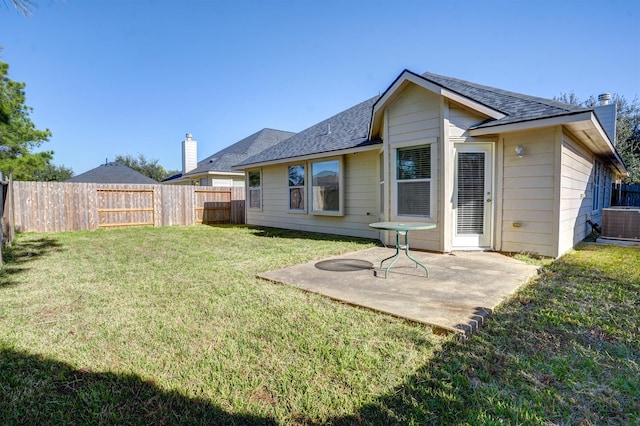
[1,226,638,425]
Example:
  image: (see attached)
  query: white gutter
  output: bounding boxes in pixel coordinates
[468,111,594,136]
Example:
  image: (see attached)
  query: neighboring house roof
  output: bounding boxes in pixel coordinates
[66,162,158,184]
[164,128,295,183]
[236,69,625,175]
[235,96,381,167]
[161,172,183,183]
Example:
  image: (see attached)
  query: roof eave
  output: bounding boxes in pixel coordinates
[234,142,383,170]
[469,111,629,177]
[468,111,593,135]
[585,113,628,177]
[183,170,244,178]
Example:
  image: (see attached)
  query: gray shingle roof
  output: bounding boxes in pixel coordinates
[235,96,381,167]
[236,70,593,167]
[419,71,589,129]
[185,128,295,175]
[66,162,158,184]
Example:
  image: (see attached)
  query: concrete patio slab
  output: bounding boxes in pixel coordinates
[258,247,539,336]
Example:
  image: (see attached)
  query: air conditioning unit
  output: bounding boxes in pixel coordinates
[601,207,640,241]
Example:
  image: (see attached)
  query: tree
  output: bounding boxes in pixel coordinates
[114,153,179,182]
[2,0,34,16]
[0,58,53,180]
[556,92,640,184]
[31,163,73,181]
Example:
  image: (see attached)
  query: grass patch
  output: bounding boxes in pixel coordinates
[351,243,639,425]
[0,226,438,424]
[1,227,638,424]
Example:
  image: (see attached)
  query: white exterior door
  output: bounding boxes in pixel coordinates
[452,143,493,249]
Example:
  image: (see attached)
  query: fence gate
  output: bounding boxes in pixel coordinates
[195,189,231,224]
[97,188,155,228]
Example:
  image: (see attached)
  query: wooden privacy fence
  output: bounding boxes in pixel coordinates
[611,183,640,207]
[8,181,245,233]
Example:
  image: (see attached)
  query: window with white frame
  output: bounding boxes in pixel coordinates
[592,160,602,211]
[311,158,343,215]
[395,143,434,218]
[288,164,305,211]
[248,170,262,210]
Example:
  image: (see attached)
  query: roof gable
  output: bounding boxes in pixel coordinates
[371,69,590,139]
[370,70,505,139]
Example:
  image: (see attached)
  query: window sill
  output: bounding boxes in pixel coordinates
[393,215,434,222]
[311,211,344,217]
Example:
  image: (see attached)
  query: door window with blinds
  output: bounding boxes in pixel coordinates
[395,143,435,218]
[456,152,485,234]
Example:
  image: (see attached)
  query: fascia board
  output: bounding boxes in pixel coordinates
[468,112,594,136]
[370,70,421,139]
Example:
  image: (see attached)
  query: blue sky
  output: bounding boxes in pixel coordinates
[1,0,639,176]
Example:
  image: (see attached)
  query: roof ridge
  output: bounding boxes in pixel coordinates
[259,127,296,134]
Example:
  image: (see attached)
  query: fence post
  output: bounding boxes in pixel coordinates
[0,172,5,268]
[9,173,15,243]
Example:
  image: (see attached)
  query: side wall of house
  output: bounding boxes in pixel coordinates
[500,128,557,257]
[558,131,616,255]
[558,133,594,255]
[246,149,380,239]
[382,84,441,251]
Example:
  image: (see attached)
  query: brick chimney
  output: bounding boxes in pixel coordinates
[182,133,197,174]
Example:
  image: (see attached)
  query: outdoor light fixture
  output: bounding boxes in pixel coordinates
[515,145,524,158]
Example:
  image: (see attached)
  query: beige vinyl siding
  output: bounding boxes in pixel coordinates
[384,84,441,251]
[388,85,441,142]
[500,128,556,256]
[448,102,486,137]
[558,134,594,255]
[246,150,379,239]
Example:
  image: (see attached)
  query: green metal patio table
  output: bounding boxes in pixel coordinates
[369,221,436,278]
